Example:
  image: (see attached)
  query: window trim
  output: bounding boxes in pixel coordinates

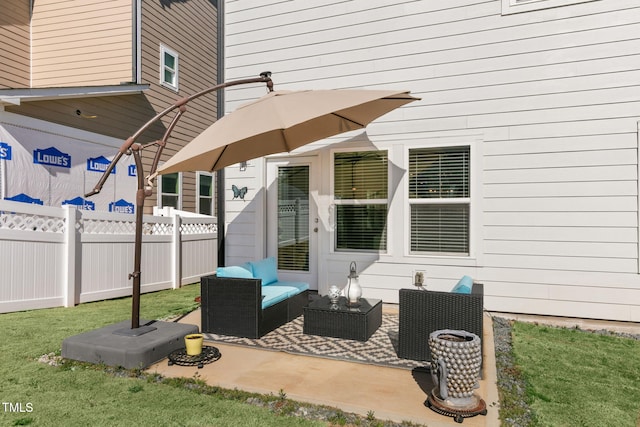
[502,0,599,15]
[330,147,390,254]
[403,139,482,261]
[158,172,182,210]
[160,44,179,91]
[407,145,471,256]
[197,172,214,216]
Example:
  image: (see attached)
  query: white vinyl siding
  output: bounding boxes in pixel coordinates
[224,0,640,321]
[502,0,600,15]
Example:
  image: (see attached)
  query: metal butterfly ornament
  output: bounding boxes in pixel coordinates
[232,184,248,200]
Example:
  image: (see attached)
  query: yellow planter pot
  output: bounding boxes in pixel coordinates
[184,333,204,356]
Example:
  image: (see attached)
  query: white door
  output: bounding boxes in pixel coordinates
[266,157,318,290]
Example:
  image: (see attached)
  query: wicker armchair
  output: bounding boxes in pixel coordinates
[397,282,484,362]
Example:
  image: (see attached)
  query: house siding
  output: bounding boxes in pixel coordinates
[140,0,218,211]
[223,0,640,321]
[4,0,218,213]
[0,0,31,88]
[31,0,134,87]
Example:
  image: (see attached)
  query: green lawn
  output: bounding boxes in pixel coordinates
[0,284,325,427]
[511,321,640,427]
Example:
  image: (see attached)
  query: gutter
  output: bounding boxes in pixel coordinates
[0,84,150,106]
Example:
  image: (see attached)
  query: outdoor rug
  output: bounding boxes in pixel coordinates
[203,314,426,370]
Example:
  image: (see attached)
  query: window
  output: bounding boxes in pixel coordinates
[333,150,388,252]
[160,45,179,90]
[409,146,470,255]
[197,173,214,216]
[502,0,599,14]
[160,173,181,209]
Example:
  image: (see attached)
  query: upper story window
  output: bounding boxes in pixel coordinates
[502,0,599,14]
[408,146,470,255]
[160,45,179,91]
[333,150,388,252]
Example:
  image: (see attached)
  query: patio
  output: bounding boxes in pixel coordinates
[147,305,501,426]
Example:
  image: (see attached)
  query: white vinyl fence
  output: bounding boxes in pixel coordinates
[0,200,217,313]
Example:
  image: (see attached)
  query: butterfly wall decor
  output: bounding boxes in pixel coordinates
[232,184,248,200]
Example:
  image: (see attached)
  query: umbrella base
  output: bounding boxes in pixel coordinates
[62,320,198,369]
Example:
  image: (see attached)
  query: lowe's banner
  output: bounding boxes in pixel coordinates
[0,121,136,212]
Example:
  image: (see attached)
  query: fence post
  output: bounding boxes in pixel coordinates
[172,214,182,289]
[63,206,79,307]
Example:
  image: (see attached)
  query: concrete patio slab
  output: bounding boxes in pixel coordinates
[148,308,501,426]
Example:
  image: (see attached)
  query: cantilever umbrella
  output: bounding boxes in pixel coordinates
[155,88,419,175]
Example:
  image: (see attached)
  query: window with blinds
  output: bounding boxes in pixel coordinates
[334,151,388,251]
[409,146,470,255]
[277,165,309,271]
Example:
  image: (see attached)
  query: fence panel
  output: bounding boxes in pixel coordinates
[0,200,217,313]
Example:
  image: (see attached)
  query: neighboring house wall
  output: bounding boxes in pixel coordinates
[223,0,640,321]
[0,0,31,88]
[2,0,219,213]
[140,0,219,212]
[31,0,134,87]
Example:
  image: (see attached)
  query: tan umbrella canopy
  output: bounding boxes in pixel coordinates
[155,88,419,175]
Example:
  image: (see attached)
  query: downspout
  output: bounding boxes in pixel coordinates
[133,0,142,84]
[216,0,226,267]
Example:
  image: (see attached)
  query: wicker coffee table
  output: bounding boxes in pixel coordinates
[303,296,382,341]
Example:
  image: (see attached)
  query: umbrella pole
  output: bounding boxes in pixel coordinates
[130,147,146,330]
[85,72,274,333]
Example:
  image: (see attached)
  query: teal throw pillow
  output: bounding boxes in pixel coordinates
[451,275,473,294]
[216,265,253,279]
[250,257,278,285]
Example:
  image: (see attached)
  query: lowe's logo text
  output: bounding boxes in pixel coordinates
[0,142,11,160]
[87,156,115,174]
[33,147,71,168]
[109,199,134,214]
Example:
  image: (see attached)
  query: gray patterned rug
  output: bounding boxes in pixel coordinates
[203,314,426,370]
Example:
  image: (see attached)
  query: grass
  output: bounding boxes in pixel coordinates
[0,284,326,427]
[4,285,640,426]
[509,321,640,427]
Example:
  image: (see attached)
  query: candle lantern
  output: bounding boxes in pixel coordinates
[345,261,362,307]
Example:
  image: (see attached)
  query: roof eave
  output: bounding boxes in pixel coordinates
[0,84,150,106]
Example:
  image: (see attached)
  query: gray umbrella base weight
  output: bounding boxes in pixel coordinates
[62,320,198,369]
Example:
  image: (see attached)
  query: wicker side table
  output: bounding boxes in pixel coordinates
[303,296,382,341]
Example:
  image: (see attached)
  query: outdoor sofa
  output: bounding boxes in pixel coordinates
[397,277,484,362]
[200,257,309,338]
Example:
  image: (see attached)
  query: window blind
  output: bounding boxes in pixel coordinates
[408,146,470,255]
[410,204,469,253]
[334,151,388,251]
[277,166,309,271]
[334,151,388,200]
[409,147,469,199]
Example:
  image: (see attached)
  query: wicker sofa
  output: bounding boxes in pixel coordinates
[200,258,309,338]
[397,282,484,362]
